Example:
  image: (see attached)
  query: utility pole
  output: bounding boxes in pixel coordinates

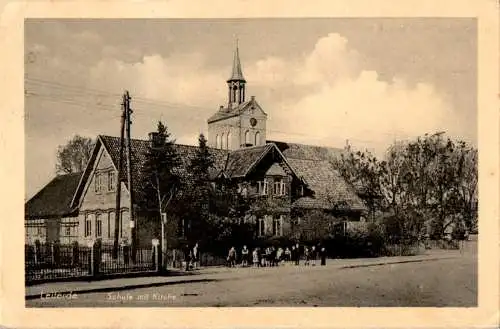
[113,94,126,259]
[124,91,137,263]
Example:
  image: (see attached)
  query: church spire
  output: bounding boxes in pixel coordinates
[227,39,246,107]
[229,39,245,82]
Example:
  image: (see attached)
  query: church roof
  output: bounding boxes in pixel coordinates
[207,97,266,124]
[207,101,250,123]
[228,43,245,82]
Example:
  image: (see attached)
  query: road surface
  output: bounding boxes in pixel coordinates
[27,252,476,307]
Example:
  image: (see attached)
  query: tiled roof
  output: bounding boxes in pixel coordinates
[224,144,274,178]
[70,135,229,208]
[25,172,82,219]
[287,158,366,211]
[100,135,229,190]
[269,140,344,161]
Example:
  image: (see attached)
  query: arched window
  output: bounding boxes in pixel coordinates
[221,133,226,150]
[226,131,231,150]
[216,135,220,149]
[245,130,251,145]
[254,131,260,146]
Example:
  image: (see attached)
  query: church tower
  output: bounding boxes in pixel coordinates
[227,40,246,107]
[207,41,267,151]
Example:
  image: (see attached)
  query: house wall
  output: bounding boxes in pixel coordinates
[25,218,46,244]
[242,151,297,239]
[78,146,132,245]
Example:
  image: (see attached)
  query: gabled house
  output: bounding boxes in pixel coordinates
[24,42,367,246]
[25,172,81,244]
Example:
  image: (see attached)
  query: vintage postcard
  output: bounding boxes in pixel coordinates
[0,0,498,328]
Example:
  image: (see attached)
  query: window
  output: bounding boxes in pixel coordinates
[226,131,231,149]
[273,179,286,196]
[65,226,71,236]
[216,135,220,149]
[94,173,103,193]
[258,180,268,195]
[260,219,265,236]
[37,226,43,235]
[274,179,285,195]
[85,214,92,237]
[108,171,116,191]
[221,133,226,149]
[245,130,251,145]
[96,213,103,237]
[273,215,283,236]
[254,131,260,146]
[108,211,114,238]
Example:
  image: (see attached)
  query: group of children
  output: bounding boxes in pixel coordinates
[226,243,328,267]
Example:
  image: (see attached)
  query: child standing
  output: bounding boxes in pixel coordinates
[252,248,259,267]
[304,246,310,266]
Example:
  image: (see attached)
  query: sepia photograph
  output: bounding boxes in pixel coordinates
[22,17,481,308]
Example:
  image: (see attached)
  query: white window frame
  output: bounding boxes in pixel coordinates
[85,214,92,237]
[96,213,103,237]
[258,180,268,195]
[94,173,104,193]
[108,171,116,191]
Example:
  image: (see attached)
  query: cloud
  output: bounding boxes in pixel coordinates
[243,33,463,155]
[82,32,466,156]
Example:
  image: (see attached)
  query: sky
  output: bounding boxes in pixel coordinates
[25,18,477,200]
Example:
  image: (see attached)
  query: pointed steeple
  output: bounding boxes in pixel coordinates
[228,39,246,82]
[227,39,246,107]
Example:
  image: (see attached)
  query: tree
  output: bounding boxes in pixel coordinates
[334,133,477,242]
[140,121,181,270]
[455,142,478,233]
[56,135,94,174]
[332,143,384,219]
[184,133,215,243]
[293,209,338,243]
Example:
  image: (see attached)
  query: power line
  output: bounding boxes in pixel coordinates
[25,76,416,144]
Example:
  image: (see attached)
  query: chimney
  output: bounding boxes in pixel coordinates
[250,96,255,101]
[148,132,160,148]
[219,105,224,111]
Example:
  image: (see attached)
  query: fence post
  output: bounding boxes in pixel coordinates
[72,241,79,266]
[88,240,94,276]
[152,239,159,273]
[34,240,39,264]
[51,242,55,266]
[94,240,102,277]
